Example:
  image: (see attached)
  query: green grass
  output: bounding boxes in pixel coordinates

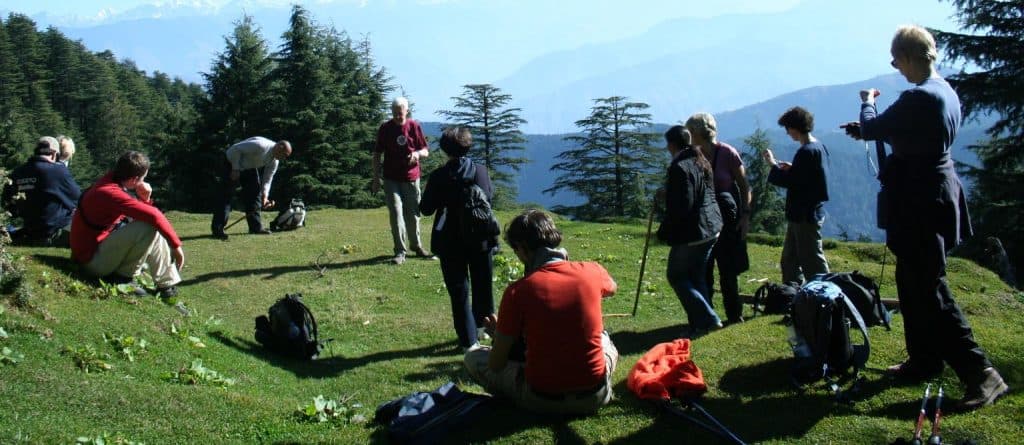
[1,208,1021,444]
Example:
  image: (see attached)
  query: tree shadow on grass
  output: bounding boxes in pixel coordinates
[209,331,457,379]
[182,255,393,285]
[435,399,592,445]
[611,325,686,356]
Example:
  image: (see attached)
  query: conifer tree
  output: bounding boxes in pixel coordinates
[931,0,1024,283]
[547,96,661,219]
[741,128,786,235]
[437,84,528,209]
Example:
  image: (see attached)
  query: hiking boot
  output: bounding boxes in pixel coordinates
[886,360,943,383]
[724,317,745,327]
[958,367,1009,411]
[414,248,437,260]
[100,273,134,285]
[392,254,406,265]
[251,228,272,235]
[212,231,229,240]
[157,286,179,299]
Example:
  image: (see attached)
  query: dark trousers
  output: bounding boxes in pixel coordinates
[889,229,991,382]
[211,166,262,234]
[439,250,495,348]
[705,261,742,322]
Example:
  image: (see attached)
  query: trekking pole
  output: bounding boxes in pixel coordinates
[224,213,247,230]
[632,196,658,317]
[689,400,747,445]
[928,386,944,445]
[911,384,931,445]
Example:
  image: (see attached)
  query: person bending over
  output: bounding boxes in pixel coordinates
[211,136,292,239]
[464,209,618,414]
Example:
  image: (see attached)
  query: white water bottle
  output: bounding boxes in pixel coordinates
[787,325,811,358]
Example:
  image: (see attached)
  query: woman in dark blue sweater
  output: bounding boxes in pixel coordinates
[764,106,830,284]
[420,127,497,352]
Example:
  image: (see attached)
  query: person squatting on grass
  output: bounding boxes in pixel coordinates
[2,136,81,246]
[372,97,434,265]
[71,151,184,298]
[211,136,292,239]
[420,127,497,352]
[763,106,830,284]
[685,113,750,325]
[464,210,619,414]
[657,126,724,338]
[845,25,1007,410]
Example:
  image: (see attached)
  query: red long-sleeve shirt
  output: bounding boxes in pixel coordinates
[70,172,182,264]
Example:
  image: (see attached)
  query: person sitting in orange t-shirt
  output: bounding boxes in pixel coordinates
[464,209,618,414]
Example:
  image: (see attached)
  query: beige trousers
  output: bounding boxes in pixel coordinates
[463,331,618,414]
[83,221,181,288]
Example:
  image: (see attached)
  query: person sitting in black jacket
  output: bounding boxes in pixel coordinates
[420,127,497,352]
[2,136,81,246]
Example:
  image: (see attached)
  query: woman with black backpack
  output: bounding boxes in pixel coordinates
[657,126,724,338]
[421,127,499,352]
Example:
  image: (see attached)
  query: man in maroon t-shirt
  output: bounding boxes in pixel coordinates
[372,97,433,264]
[464,209,619,414]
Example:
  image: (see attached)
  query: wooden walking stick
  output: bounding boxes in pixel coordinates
[632,197,658,317]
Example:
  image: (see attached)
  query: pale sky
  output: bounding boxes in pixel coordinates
[5,0,804,28]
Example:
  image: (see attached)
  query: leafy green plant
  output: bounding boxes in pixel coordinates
[1,346,23,365]
[161,359,236,388]
[169,322,206,348]
[103,333,148,362]
[75,432,144,444]
[0,326,8,339]
[94,280,141,300]
[492,255,522,288]
[295,394,366,424]
[61,345,112,373]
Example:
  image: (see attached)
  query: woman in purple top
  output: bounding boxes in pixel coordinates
[685,112,751,325]
[846,25,1006,411]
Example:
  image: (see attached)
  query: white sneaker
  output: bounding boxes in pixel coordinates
[463,342,485,353]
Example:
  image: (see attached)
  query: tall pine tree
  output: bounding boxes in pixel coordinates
[930,0,1024,284]
[437,84,528,209]
[547,96,661,219]
[741,128,786,235]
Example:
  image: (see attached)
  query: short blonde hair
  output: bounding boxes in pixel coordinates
[891,25,937,65]
[685,112,718,143]
[57,135,75,161]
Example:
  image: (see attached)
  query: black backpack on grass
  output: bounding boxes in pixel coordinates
[789,280,870,388]
[752,282,799,315]
[254,293,321,360]
[820,271,892,330]
[375,381,490,444]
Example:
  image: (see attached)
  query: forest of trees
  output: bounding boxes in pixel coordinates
[0,6,393,212]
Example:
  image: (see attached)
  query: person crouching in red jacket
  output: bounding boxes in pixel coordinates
[71,151,184,298]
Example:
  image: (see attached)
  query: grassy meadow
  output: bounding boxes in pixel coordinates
[1,208,1021,444]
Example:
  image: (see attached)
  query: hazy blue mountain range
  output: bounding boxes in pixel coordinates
[425,72,991,241]
[8,0,957,133]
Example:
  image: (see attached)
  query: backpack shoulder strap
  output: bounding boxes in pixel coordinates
[839,294,871,370]
[752,283,768,315]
